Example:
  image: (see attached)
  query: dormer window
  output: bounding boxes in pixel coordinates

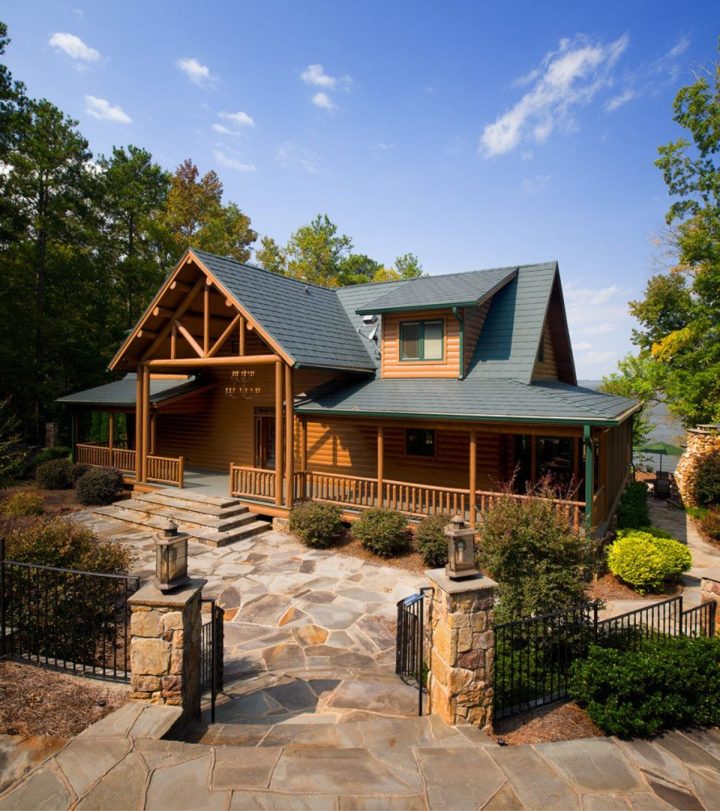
[400,320,444,361]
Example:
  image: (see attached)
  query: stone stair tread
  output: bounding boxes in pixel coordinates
[114,499,254,532]
[136,491,244,516]
[140,490,239,509]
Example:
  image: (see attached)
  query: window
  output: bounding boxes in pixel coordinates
[406,428,436,457]
[400,320,444,361]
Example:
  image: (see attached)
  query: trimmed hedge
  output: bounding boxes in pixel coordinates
[608,529,691,593]
[616,481,649,529]
[569,636,720,738]
[1,491,44,517]
[75,467,123,505]
[289,501,343,549]
[414,513,452,567]
[36,458,73,490]
[71,462,91,484]
[353,508,410,557]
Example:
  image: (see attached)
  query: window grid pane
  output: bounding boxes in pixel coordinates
[400,322,421,360]
[423,321,443,360]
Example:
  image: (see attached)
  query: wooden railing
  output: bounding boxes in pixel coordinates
[75,444,184,487]
[383,479,469,517]
[230,465,276,501]
[476,489,585,532]
[303,471,378,509]
[146,455,184,488]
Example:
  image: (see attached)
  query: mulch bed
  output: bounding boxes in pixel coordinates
[0,660,128,738]
[0,483,83,516]
[493,701,603,745]
[333,530,427,574]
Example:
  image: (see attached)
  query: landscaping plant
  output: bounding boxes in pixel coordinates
[569,636,720,738]
[70,462,91,484]
[414,513,452,567]
[607,529,691,593]
[0,491,44,518]
[699,509,720,542]
[616,481,650,529]
[75,466,124,505]
[693,450,720,508]
[289,501,343,548]
[477,482,596,622]
[353,508,410,557]
[35,458,73,490]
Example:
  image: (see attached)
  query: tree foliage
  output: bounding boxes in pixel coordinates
[608,55,720,427]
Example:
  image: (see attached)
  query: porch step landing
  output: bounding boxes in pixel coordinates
[88,491,270,548]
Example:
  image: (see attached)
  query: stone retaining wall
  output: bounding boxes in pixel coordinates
[675,425,720,507]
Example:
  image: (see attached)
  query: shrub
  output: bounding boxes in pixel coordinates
[36,458,73,490]
[70,462,91,484]
[0,491,44,518]
[75,467,123,505]
[569,636,720,738]
[353,508,409,557]
[607,530,691,592]
[616,481,649,529]
[289,501,343,548]
[693,450,720,508]
[478,482,596,622]
[414,513,452,567]
[700,509,720,542]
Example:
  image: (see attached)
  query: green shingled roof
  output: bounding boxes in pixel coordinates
[295,377,639,426]
[355,266,518,314]
[57,374,201,408]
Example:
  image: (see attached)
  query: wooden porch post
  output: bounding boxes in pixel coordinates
[135,371,143,480]
[108,412,115,451]
[530,435,537,486]
[285,364,294,508]
[469,429,477,526]
[71,412,78,462]
[377,426,384,508]
[584,424,594,531]
[239,316,246,355]
[274,360,283,507]
[203,281,211,355]
[150,412,157,455]
[300,417,308,472]
[140,365,151,482]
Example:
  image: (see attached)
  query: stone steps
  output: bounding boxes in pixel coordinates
[88,492,271,548]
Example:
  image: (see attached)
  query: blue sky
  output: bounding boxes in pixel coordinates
[3,1,718,378]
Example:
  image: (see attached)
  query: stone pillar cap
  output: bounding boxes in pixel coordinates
[128,578,207,608]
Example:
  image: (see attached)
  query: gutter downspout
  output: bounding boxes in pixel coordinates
[584,423,594,532]
[452,306,464,380]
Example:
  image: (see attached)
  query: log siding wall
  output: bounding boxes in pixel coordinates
[381,310,460,378]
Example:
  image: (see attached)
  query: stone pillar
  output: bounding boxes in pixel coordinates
[675,425,720,506]
[426,568,497,729]
[128,578,206,724]
[700,568,720,633]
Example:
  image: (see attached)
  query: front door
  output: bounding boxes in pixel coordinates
[254,409,276,469]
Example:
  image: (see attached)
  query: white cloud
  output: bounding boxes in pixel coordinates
[301,64,339,87]
[219,110,254,128]
[605,88,636,111]
[176,57,215,87]
[521,174,551,195]
[312,92,336,111]
[667,35,690,58]
[581,322,618,336]
[212,149,256,172]
[275,141,319,173]
[49,32,100,62]
[480,34,629,157]
[212,123,233,135]
[84,95,131,124]
[574,341,593,351]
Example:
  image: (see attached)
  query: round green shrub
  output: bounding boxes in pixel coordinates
[19,446,71,479]
[71,462,91,484]
[608,530,691,593]
[414,513,452,567]
[700,509,720,541]
[616,481,649,529]
[0,491,44,517]
[75,466,124,505]
[569,636,720,738]
[289,501,343,548]
[36,458,73,490]
[353,508,410,557]
[693,450,720,508]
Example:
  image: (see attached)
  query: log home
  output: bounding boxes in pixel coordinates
[59,248,639,533]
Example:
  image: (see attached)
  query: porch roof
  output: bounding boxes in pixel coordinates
[295,377,640,426]
[57,374,201,408]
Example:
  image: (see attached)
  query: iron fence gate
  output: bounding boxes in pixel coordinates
[494,595,716,721]
[395,589,430,716]
[201,598,224,722]
[0,538,140,680]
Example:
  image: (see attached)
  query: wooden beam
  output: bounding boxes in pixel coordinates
[108,412,115,451]
[239,315,246,355]
[203,284,210,355]
[135,372,143,479]
[150,412,156,455]
[469,428,477,526]
[530,435,537,486]
[170,280,191,293]
[153,306,173,318]
[584,424,594,530]
[300,417,307,471]
[377,426,384,508]
[285,364,294,508]
[140,366,150,482]
[275,361,284,507]
[147,354,279,369]
[175,321,205,358]
[141,277,205,361]
[207,314,241,358]
[137,329,157,340]
[170,323,177,359]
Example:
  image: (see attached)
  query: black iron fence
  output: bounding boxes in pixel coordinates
[395,589,431,716]
[494,595,716,721]
[200,598,224,722]
[0,539,139,680]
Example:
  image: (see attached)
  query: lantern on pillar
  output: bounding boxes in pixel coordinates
[444,515,479,580]
[155,519,190,592]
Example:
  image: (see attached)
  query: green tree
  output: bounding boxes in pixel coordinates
[159,158,256,263]
[608,55,720,427]
[337,253,381,286]
[285,214,353,287]
[255,235,287,275]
